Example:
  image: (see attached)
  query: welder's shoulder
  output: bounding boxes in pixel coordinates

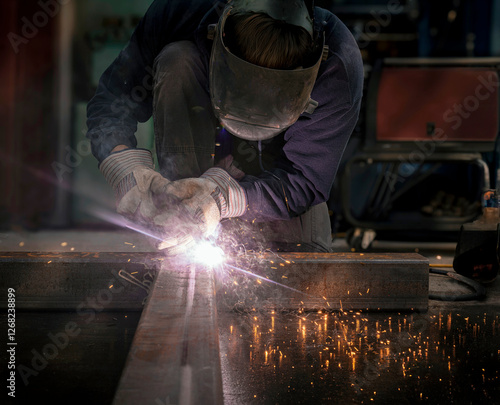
[315,7,364,105]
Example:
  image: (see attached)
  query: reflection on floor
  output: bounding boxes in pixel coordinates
[219,306,499,404]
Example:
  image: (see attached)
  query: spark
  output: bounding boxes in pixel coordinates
[224,264,317,297]
[90,207,165,243]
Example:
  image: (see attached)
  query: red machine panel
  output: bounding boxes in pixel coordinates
[376,67,499,142]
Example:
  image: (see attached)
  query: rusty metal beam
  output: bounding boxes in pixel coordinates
[0,252,161,310]
[112,262,223,405]
[219,252,429,312]
[0,251,430,313]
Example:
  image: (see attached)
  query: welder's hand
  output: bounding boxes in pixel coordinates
[99,148,176,226]
[156,167,247,243]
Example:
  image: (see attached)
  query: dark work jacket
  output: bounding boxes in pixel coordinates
[86,0,364,222]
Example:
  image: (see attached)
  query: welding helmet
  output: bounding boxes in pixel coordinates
[209,0,326,141]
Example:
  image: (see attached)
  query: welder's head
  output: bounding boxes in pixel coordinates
[209,0,325,141]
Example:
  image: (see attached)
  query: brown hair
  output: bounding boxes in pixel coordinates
[224,12,313,70]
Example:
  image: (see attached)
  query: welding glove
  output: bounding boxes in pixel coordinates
[99,148,176,226]
[155,167,247,249]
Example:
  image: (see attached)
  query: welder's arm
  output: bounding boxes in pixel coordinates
[86,18,157,163]
[238,101,360,222]
[86,0,213,163]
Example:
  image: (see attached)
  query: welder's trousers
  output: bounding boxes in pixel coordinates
[152,40,333,253]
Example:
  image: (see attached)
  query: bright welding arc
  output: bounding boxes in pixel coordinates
[191,241,225,266]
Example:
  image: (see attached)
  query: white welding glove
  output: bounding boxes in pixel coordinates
[99,148,175,226]
[155,167,247,249]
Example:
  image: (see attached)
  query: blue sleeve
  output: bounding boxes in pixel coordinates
[239,11,364,222]
[86,0,216,162]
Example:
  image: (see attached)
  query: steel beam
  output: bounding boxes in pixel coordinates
[0,251,430,313]
[0,252,161,310]
[219,252,429,312]
[112,261,223,405]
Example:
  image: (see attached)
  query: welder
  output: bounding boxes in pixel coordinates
[86,0,363,254]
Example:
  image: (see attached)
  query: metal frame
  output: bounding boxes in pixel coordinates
[340,56,499,240]
[341,152,490,232]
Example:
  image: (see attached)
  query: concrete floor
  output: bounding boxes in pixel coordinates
[1,229,499,404]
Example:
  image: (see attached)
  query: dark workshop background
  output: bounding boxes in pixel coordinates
[1,0,499,236]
